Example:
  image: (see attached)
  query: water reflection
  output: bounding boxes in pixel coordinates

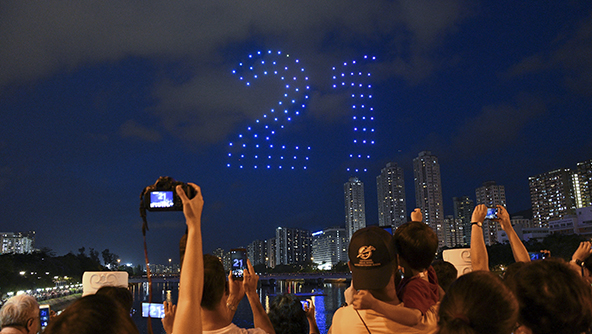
[130,279,347,334]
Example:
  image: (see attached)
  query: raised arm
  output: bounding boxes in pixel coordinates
[496,205,530,263]
[410,208,422,222]
[470,204,489,271]
[570,241,592,274]
[173,183,204,334]
[225,271,245,321]
[304,299,320,334]
[243,259,276,334]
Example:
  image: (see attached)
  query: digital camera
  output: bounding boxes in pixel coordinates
[141,176,196,212]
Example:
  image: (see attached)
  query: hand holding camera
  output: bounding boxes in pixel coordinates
[471,204,487,224]
[141,176,197,212]
[177,183,203,225]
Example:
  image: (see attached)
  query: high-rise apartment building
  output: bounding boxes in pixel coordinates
[266,237,276,268]
[453,196,474,246]
[1,231,35,254]
[312,227,348,270]
[413,151,445,247]
[529,169,576,228]
[475,181,507,245]
[377,162,407,228]
[275,227,312,266]
[344,177,366,241]
[247,239,267,266]
[442,215,465,247]
[576,159,592,208]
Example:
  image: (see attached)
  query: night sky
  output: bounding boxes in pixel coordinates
[1,1,591,267]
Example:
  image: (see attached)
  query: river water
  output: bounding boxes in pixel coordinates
[130,278,348,334]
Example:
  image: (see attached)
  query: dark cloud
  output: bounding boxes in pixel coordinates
[1,0,472,146]
[503,11,592,97]
[119,120,162,142]
[451,93,547,156]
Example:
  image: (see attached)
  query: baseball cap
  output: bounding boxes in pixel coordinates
[348,226,396,290]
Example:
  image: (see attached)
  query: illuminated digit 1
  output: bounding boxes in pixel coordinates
[331,55,377,173]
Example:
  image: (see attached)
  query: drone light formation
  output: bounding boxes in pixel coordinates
[332,55,377,173]
[227,50,311,170]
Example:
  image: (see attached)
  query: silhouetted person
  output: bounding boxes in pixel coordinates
[43,294,139,334]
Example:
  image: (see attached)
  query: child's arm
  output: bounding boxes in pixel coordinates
[351,290,422,326]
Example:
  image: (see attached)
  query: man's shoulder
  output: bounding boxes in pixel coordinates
[203,323,268,334]
[330,304,428,334]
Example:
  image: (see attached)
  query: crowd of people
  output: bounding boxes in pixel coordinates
[2,183,592,334]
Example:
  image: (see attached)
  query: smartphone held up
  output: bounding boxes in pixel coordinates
[230,248,248,280]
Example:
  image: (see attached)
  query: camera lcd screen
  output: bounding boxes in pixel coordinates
[485,208,498,219]
[300,300,308,309]
[230,249,247,279]
[40,305,50,329]
[141,302,165,318]
[150,191,174,209]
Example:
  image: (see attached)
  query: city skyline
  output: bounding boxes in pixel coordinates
[1,2,591,266]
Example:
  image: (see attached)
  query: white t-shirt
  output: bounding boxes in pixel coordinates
[203,323,268,334]
[328,303,438,334]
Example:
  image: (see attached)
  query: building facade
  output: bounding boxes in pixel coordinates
[1,231,35,254]
[475,181,507,245]
[312,227,348,270]
[377,162,407,229]
[576,159,592,208]
[266,237,276,268]
[275,227,312,266]
[452,196,474,246]
[247,239,267,266]
[442,215,465,248]
[529,169,576,228]
[413,151,445,247]
[344,177,366,241]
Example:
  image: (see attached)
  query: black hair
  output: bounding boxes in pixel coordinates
[511,259,592,334]
[431,260,457,293]
[268,294,308,334]
[95,286,133,313]
[44,294,139,334]
[201,254,229,310]
[438,271,518,334]
[393,221,438,270]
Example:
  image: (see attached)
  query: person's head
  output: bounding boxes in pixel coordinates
[393,221,438,271]
[438,271,518,334]
[95,286,133,313]
[0,294,40,334]
[501,261,528,288]
[267,294,308,334]
[511,259,592,334]
[201,253,229,310]
[43,294,139,334]
[348,226,397,298]
[431,260,457,293]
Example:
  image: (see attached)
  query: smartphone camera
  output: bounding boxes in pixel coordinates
[300,300,308,310]
[39,305,50,330]
[230,248,248,280]
[141,302,165,319]
[485,207,498,220]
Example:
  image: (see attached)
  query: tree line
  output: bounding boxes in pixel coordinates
[0,247,125,297]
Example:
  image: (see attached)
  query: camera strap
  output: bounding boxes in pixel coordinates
[139,198,154,334]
